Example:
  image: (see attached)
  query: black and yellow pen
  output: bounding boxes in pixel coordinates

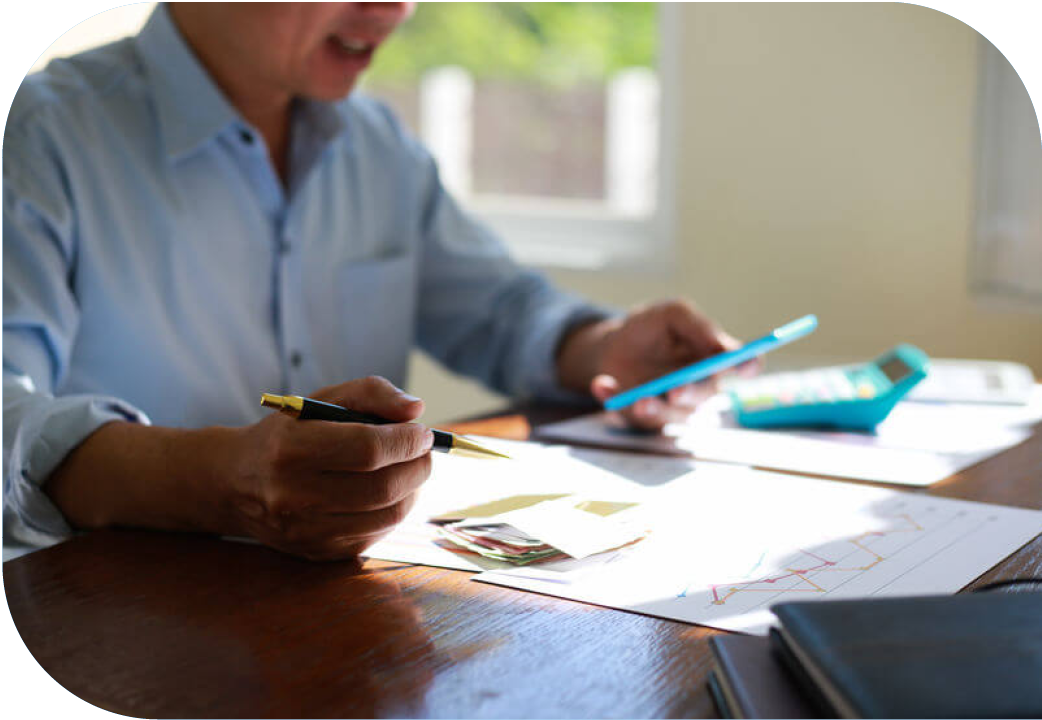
[259,393,511,460]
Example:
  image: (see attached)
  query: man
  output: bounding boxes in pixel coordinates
[4,3,744,560]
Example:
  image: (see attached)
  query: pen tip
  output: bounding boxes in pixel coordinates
[450,435,512,460]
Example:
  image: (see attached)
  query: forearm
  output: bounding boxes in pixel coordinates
[44,421,245,536]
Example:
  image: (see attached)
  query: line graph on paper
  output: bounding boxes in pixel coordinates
[673,500,1001,615]
[473,464,1041,636]
[699,513,924,605]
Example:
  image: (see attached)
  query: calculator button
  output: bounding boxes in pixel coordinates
[857,384,876,399]
[831,373,856,399]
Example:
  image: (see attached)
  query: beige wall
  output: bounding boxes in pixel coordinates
[413,2,1042,424]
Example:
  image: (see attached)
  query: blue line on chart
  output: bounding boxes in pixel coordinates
[676,549,770,599]
[743,551,768,579]
[679,550,771,600]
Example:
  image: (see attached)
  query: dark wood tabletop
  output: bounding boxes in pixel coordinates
[5,406,1041,719]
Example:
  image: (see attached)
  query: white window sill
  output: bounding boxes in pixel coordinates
[467,195,673,273]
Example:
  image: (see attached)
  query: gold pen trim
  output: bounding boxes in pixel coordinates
[260,393,303,412]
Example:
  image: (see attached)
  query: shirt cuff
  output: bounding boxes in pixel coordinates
[4,394,150,546]
[519,298,620,405]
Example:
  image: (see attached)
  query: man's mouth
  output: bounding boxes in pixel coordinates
[331,36,376,56]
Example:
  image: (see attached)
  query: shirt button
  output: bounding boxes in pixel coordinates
[290,351,303,369]
[239,129,255,145]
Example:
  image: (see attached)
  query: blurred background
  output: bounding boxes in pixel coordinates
[27,2,1042,423]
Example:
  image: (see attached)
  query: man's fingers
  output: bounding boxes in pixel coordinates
[274,492,421,555]
[736,357,763,378]
[591,374,620,403]
[624,397,673,431]
[664,301,729,356]
[666,378,718,405]
[260,453,432,516]
[715,330,743,354]
[312,375,425,423]
[279,420,434,472]
[614,379,716,431]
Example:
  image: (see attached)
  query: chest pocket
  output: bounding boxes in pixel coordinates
[323,251,419,387]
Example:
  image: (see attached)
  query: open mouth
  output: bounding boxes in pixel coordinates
[329,35,377,62]
[334,37,374,55]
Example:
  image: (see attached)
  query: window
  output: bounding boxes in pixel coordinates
[364,2,677,270]
[972,37,1042,307]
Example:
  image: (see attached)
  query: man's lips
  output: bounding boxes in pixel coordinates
[326,35,377,66]
[331,36,376,55]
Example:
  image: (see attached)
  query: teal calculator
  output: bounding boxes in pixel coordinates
[729,344,930,431]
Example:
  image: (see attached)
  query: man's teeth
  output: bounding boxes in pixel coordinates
[336,38,371,54]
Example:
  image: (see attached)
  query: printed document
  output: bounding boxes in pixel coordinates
[536,385,1042,486]
[365,440,1042,634]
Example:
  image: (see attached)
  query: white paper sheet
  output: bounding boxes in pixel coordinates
[906,359,1035,404]
[367,440,1041,635]
[474,463,1042,634]
[536,385,1042,486]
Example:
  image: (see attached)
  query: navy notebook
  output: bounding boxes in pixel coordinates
[771,593,1042,719]
[708,634,819,719]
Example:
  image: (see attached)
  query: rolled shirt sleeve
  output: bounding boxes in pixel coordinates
[3,376,149,546]
[3,122,150,547]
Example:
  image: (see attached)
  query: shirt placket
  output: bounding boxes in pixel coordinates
[228,125,307,394]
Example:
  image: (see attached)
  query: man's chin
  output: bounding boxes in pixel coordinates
[306,78,362,103]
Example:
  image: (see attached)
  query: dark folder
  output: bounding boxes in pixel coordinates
[708,634,819,719]
[770,593,1042,719]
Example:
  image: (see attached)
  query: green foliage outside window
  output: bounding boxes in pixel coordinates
[366,2,656,86]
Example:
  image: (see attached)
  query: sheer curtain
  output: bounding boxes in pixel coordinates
[972,38,1042,304]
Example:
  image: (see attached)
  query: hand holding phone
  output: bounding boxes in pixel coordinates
[603,314,818,411]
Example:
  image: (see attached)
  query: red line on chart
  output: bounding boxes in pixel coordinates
[692,514,924,605]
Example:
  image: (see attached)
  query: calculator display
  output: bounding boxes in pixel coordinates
[879,356,912,383]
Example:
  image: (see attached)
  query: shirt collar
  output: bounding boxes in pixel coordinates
[134,5,349,166]
[135,4,240,160]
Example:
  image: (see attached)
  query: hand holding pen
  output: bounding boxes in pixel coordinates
[229,377,442,561]
[260,394,508,459]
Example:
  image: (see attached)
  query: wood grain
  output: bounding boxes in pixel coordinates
[5,408,1040,718]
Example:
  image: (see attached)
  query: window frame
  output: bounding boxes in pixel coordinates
[970,35,1042,312]
[462,2,681,274]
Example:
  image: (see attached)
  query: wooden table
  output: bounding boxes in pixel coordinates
[6,406,1041,718]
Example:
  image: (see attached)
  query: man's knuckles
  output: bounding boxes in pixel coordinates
[367,424,432,468]
[356,456,431,510]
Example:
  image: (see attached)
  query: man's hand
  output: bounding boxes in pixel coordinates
[46,376,434,562]
[557,300,758,431]
[227,377,434,560]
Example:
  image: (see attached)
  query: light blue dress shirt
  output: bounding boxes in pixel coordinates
[3,6,606,547]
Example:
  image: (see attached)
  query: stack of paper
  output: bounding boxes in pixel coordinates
[432,493,645,564]
[438,524,560,564]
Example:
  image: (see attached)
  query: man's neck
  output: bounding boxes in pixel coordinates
[168,4,292,184]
